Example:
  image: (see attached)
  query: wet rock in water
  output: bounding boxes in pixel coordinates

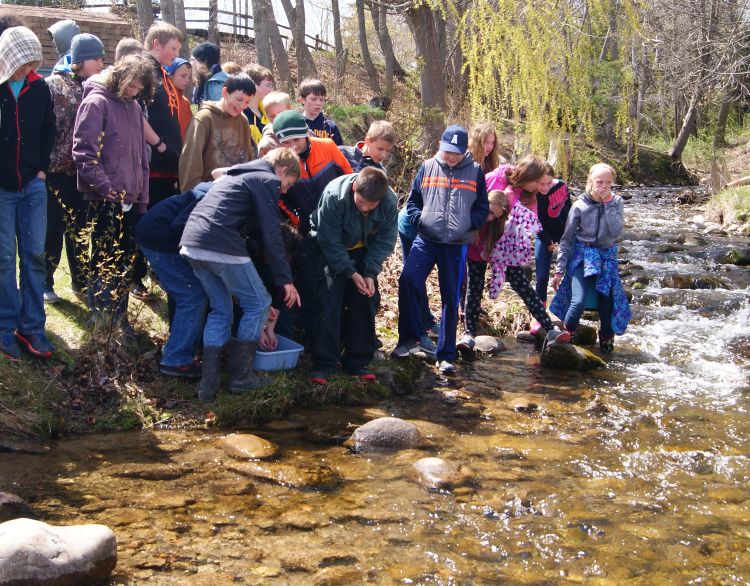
[0,492,34,523]
[728,247,750,266]
[412,457,476,491]
[541,343,606,370]
[727,335,750,360]
[677,232,707,247]
[106,462,193,481]
[661,274,693,289]
[219,433,279,460]
[493,447,525,460]
[344,417,420,452]
[227,461,341,490]
[656,243,686,254]
[508,397,538,413]
[692,275,729,290]
[571,325,598,346]
[474,335,506,354]
[0,518,117,585]
[585,398,610,416]
[312,567,364,585]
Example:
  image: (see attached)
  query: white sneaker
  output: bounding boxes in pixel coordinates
[436,360,455,375]
[43,289,61,304]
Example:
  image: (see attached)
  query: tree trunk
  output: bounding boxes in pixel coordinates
[208,0,220,46]
[265,0,292,92]
[252,0,273,69]
[173,0,189,59]
[161,0,175,24]
[406,3,446,153]
[713,100,732,149]
[669,88,702,161]
[356,0,380,93]
[135,0,154,39]
[331,0,347,97]
[279,0,317,80]
[370,2,405,96]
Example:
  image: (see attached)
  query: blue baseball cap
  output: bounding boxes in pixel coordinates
[439,125,468,154]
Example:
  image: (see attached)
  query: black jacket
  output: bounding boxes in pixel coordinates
[0,73,55,191]
[144,54,182,175]
[180,160,293,286]
[537,181,572,245]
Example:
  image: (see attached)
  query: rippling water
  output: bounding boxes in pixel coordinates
[2,187,749,584]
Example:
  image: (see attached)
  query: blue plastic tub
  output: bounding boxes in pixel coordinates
[254,335,304,371]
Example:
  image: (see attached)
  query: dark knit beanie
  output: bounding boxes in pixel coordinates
[272,110,310,142]
[70,33,105,65]
[191,42,220,67]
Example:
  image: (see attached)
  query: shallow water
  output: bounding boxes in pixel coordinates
[2,187,750,584]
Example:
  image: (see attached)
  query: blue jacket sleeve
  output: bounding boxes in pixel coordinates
[469,170,489,230]
[406,165,425,228]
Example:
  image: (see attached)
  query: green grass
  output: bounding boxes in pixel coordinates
[706,186,750,226]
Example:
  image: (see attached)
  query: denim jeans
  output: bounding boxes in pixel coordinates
[534,237,554,304]
[399,232,436,333]
[141,246,208,366]
[0,177,48,335]
[564,264,614,338]
[187,256,271,347]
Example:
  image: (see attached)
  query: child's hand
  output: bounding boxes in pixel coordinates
[281,283,301,308]
[552,273,563,291]
[351,272,373,297]
[547,243,556,252]
[364,277,376,297]
[259,328,278,351]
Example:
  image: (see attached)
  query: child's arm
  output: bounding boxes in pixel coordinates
[405,165,426,227]
[178,118,208,192]
[315,189,358,278]
[259,307,279,351]
[362,189,398,280]
[554,206,581,280]
[603,195,625,238]
[469,170,490,230]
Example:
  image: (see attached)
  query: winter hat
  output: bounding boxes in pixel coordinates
[70,33,105,65]
[166,57,190,77]
[439,125,468,154]
[0,27,42,86]
[191,42,220,67]
[273,110,310,142]
[48,19,80,57]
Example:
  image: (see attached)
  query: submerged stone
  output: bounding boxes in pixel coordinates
[344,417,420,452]
[412,457,476,491]
[106,462,194,481]
[227,461,341,490]
[728,247,750,266]
[540,343,606,370]
[656,243,686,253]
[508,397,538,413]
[0,492,34,523]
[661,274,693,289]
[0,518,117,585]
[219,433,280,460]
[474,336,506,354]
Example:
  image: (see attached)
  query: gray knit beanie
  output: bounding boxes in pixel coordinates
[70,33,105,65]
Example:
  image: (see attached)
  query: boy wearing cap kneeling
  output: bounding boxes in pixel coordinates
[393,125,488,375]
[308,167,397,384]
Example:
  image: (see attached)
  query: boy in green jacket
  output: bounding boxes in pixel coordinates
[308,167,397,384]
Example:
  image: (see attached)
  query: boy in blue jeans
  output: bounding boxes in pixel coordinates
[0,27,56,360]
[393,125,488,375]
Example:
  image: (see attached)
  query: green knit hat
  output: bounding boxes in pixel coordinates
[272,110,310,142]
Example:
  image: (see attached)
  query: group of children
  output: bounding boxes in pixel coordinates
[0,18,630,400]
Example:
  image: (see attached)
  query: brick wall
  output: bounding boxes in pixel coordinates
[0,6,133,69]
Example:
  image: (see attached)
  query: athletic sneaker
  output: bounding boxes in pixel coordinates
[310,371,330,385]
[457,333,475,351]
[541,326,570,354]
[160,361,202,378]
[348,367,377,382]
[392,340,418,358]
[0,332,21,360]
[43,289,61,304]
[436,360,456,375]
[418,334,437,354]
[15,331,54,358]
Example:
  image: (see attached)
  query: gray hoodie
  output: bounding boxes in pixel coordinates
[556,192,625,273]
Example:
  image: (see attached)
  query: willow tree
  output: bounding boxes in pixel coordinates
[462,0,625,173]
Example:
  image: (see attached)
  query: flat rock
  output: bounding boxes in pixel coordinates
[508,397,538,413]
[0,518,116,585]
[227,461,341,490]
[692,275,729,289]
[676,232,707,247]
[474,336,506,354]
[540,343,606,370]
[661,274,693,289]
[655,243,686,253]
[412,457,476,491]
[106,462,193,481]
[219,433,279,460]
[0,492,34,523]
[728,247,750,266]
[344,417,420,452]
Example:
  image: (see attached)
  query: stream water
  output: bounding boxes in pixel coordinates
[2,187,749,584]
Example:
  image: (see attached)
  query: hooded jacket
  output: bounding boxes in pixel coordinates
[72,79,149,212]
[180,159,293,287]
[178,100,254,192]
[310,173,398,279]
[46,71,84,175]
[306,111,343,146]
[339,141,386,173]
[406,152,489,245]
[556,192,625,273]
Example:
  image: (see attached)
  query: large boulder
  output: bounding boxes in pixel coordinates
[344,417,420,452]
[219,434,279,460]
[540,343,606,370]
[0,492,34,523]
[728,247,750,266]
[411,457,476,491]
[0,518,116,585]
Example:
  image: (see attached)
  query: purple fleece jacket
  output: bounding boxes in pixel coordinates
[72,79,149,212]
